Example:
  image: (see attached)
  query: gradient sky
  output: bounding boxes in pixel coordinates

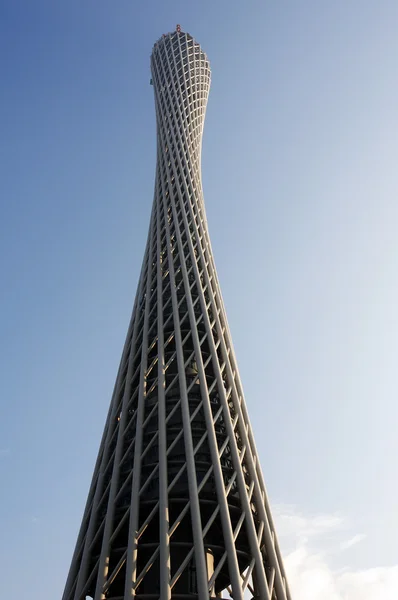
[1,1,398,598]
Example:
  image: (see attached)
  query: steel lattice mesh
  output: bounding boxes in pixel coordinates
[62,28,291,600]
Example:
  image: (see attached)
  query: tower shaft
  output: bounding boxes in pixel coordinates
[63,28,291,600]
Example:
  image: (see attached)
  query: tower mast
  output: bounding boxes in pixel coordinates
[63,26,291,600]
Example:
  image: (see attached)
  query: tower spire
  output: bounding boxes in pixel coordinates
[62,29,291,600]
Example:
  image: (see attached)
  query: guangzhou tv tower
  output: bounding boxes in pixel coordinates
[63,26,291,600]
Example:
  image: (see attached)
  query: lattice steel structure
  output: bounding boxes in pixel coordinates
[63,26,291,600]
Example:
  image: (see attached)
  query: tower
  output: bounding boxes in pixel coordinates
[63,27,291,600]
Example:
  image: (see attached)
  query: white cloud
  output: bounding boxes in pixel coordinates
[340,534,367,551]
[274,504,344,545]
[0,448,10,457]
[274,506,398,600]
[338,566,398,600]
[284,546,341,600]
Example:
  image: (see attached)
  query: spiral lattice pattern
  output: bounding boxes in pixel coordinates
[62,28,291,600]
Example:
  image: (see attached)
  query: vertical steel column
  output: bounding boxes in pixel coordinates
[154,81,244,599]
[72,305,138,600]
[93,219,155,600]
[124,208,157,597]
[155,174,171,599]
[157,137,209,599]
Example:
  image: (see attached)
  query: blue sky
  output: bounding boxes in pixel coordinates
[1,1,398,598]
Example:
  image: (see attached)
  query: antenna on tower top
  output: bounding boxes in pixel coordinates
[176,24,181,32]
